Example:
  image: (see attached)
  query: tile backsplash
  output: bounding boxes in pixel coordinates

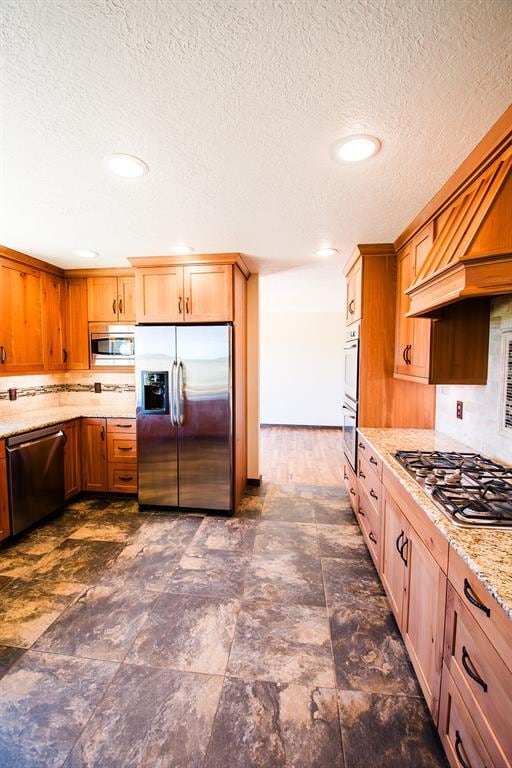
[436,295,512,464]
[0,371,135,419]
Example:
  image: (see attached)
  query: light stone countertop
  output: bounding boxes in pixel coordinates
[358,427,512,620]
[0,406,136,439]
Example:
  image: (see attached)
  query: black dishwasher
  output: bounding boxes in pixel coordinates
[6,424,66,536]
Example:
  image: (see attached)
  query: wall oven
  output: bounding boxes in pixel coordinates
[343,324,359,470]
[89,324,135,367]
[344,324,359,405]
[342,400,357,471]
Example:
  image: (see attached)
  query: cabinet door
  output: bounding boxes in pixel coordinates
[87,277,119,321]
[409,226,433,378]
[81,418,107,492]
[43,274,67,370]
[346,260,362,324]
[0,259,45,373]
[402,526,446,720]
[184,264,233,321]
[135,266,184,323]
[117,276,136,322]
[394,246,414,375]
[380,492,407,623]
[64,419,81,500]
[0,451,10,542]
[64,278,89,370]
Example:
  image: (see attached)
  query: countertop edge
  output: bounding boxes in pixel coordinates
[0,409,136,440]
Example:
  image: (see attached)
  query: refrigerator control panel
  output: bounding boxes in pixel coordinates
[141,371,169,414]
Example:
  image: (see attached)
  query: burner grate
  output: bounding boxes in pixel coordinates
[395,450,512,529]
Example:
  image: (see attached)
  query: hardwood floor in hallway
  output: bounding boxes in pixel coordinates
[261,426,344,486]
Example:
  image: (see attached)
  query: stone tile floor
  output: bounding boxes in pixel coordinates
[0,484,448,767]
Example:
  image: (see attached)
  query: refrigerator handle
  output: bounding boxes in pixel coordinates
[170,361,177,426]
[177,360,184,426]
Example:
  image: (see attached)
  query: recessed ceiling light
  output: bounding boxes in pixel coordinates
[333,135,381,163]
[171,245,195,256]
[75,249,99,259]
[105,153,149,177]
[316,247,338,258]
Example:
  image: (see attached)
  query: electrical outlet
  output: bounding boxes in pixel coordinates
[8,388,17,401]
[94,382,102,393]
[456,400,463,419]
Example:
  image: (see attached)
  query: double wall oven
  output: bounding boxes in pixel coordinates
[342,323,359,470]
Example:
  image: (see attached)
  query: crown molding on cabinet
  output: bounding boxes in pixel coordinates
[0,245,64,277]
[128,252,251,279]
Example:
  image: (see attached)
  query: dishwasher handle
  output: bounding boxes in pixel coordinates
[6,430,65,453]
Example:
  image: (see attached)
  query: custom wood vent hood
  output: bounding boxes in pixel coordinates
[402,110,512,319]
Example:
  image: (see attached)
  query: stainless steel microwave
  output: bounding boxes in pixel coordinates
[89,324,135,367]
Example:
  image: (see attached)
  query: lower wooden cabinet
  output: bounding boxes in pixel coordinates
[108,463,137,494]
[63,419,81,500]
[439,664,495,768]
[0,442,10,542]
[81,418,108,492]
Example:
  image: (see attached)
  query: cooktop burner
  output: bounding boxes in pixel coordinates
[394,450,512,529]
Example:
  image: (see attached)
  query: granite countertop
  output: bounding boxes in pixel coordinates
[358,427,512,620]
[0,406,136,439]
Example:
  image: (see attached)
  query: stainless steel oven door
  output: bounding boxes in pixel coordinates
[342,401,357,470]
[344,338,359,404]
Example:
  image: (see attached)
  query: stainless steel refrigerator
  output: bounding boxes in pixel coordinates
[135,324,233,511]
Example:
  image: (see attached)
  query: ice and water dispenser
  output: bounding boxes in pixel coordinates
[141,371,169,414]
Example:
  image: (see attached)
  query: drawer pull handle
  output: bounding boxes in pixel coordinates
[357,507,365,517]
[454,731,472,768]
[369,456,378,466]
[343,471,348,481]
[370,488,378,500]
[395,530,404,555]
[461,646,488,693]
[350,488,356,496]
[463,578,491,617]
[118,476,133,482]
[369,531,377,544]
[358,441,365,449]
[359,469,366,479]
[399,537,409,566]
[118,446,133,451]
[115,424,132,429]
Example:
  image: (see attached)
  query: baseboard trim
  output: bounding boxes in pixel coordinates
[260,423,342,430]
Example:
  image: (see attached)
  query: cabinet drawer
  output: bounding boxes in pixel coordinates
[357,485,380,569]
[107,435,137,462]
[439,664,495,768]
[107,418,136,435]
[357,453,382,517]
[448,548,511,668]
[445,583,512,767]
[108,463,137,494]
[343,460,358,513]
[356,433,382,478]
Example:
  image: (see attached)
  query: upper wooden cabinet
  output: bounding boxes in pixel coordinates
[135,263,234,323]
[394,226,433,379]
[64,277,89,370]
[43,274,67,370]
[0,258,45,373]
[345,259,362,324]
[87,275,135,322]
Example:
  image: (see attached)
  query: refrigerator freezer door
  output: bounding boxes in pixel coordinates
[135,325,178,506]
[176,324,233,511]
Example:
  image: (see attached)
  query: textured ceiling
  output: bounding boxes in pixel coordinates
[1,0,511,273]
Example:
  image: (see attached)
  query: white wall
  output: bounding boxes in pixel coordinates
[436,295,512,464]
[260,263,345,426]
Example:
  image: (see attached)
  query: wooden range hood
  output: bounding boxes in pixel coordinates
[404,125,512,318]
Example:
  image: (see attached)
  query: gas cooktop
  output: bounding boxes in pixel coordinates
[394,450,512,529]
